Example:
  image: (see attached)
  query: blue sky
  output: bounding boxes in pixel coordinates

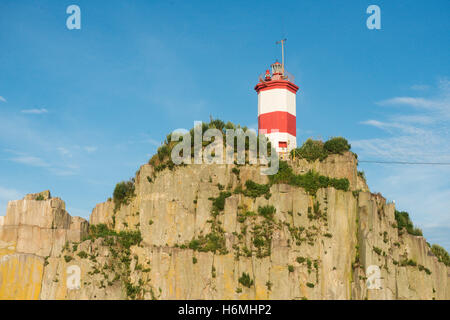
[0,1,449,249]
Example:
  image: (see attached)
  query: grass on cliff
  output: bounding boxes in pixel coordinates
[268,161,350,195]
[81,224,149,299]
[147,118,274,170]
[113,178,136,211]
[431,244,450,266]
[209,191,232,216]
[233,180,271,199]
[290,137,353,162]
[394,210,423,236]
[85,224,143,249]
[148,120,354,172]
[238,272,254,288]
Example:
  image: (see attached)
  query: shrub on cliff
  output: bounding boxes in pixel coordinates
[323,137,351,154]
[291,137,352,162]
[269,161,349,195]
[209,191,231,215]
[113,179,135,210]
[116,230,143,249]
[148,117,275,170]
[394,210,423,236]
[89,223,116,238]
[240,180,271,199]
[188,232,227,254]
[431,244,450,266]
[238,272,254,288]
[292,139,328,162]
[86,223,142,249]
[258,205,276,220]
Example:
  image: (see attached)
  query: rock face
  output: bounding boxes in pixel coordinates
[0,191,88,299]
[0,154,449,299]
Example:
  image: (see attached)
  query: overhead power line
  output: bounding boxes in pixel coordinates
[359,160,450,165]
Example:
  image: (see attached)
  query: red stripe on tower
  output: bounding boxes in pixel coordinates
[258,111,296,136]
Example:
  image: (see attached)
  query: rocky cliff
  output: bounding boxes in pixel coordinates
[0,152,449,300]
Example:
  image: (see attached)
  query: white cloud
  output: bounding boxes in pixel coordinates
[0,96,6,103]
[353,79,450,250]
[21,108,48,114]
[411,84,430,91]
[145,139,161,147]
[84,146,98,153]
[48,168,77,176]
[4,148,79,176]
[10,155,50,167]
[355,79,450,162]
[378,97,439,109]
[377,79,450,121]
[57,147,72,157]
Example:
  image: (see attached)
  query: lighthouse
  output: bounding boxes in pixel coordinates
[255,41,299,156]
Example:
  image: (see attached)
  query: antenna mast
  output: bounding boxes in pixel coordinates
[276,38,287,75]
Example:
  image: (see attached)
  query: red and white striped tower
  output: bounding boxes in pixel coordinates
[255,61,299,155]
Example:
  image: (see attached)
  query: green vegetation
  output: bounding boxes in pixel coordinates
[113,179,136,211]
[291,139,327,161]
[288,265,294,272]
[323,137,351,154]
[306,282,315,288]
[357,170,366,182]
[251,219,274,258]
[394,210,423,236]
[86,224,143,249]
[77,251,88,259]
[431,244,450,266]
[36,195,45,201]
[400,259,417,267]
[373,247,382,255]
[188,187,233,255]
[188,232,227,255]
[238,272,254,288]
[81,224,151,300]
[291,137,351,162]
[296,257,306,264]
[269,161,349,195]
[192,257,197,264]
[209,191,231,216]
[234,180,271,199]
[418,264,432,275]
[237,210,257,223]
[125,282,144,300]
[148,118,274,170]
[257,205,276,220]
[64,255,73,263]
